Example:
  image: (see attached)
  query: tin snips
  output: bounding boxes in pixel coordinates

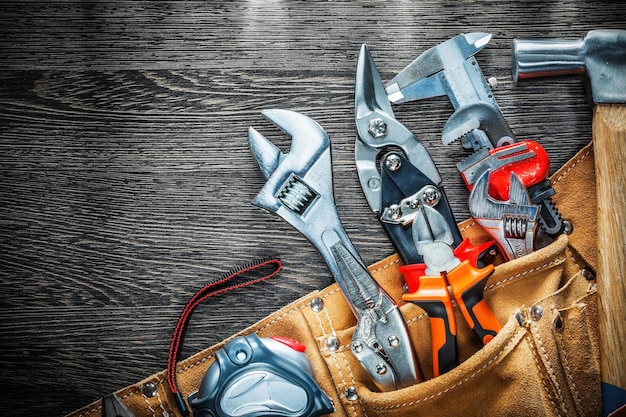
[355,44,495,292]
[249,109,422,390]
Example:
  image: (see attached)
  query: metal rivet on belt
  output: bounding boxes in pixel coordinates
[514,309,525,326]
[581,267,595,281]
[375,363,387,375]
[530,305,543,321]
[326,336,340,351]
[563,220,573,235]
[310,297,324,312]
[142,382,158,398]
[345,386,358,401]
[554,313,564,332]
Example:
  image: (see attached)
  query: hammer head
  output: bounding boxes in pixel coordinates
[513,29,626,103]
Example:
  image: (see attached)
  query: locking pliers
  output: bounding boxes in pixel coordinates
[249,109,422,391]
[355,44,495,284]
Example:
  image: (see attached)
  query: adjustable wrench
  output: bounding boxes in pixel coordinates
[249,109,422,390]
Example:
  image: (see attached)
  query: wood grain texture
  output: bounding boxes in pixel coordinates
[0,1,624,415]
[593,104,626,392]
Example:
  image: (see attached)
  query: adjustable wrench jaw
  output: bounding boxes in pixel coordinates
[250,109,356,280]
[386,33,515,150]
[250,109,422,391]
[469,170,540,261]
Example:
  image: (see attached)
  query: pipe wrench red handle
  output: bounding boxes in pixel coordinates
[459,140,550,201]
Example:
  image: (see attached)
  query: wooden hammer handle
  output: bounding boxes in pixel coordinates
[593,103,626,393]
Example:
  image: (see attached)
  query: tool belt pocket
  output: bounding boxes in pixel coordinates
[353,235,600,417]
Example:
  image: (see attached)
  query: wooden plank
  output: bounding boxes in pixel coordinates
[0,1,624,415]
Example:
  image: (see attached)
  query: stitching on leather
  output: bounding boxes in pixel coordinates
[154,386,170,416]
[142,392,157,417]
[566,245,584,272]
[525,333,561,416]
[406,311,428,325]
[372,326,525,410]
[459,220,478,232]
[370,257,401,274]
[75,404,102,417]
[317,306,361,417]
[531,321,566,406]
[552,147,592,185]
[485,256,566,291]
[554,325,586,416]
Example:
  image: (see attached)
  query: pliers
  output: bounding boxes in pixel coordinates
[402,205,501,377]
[249,109,422,391]
[355,44,495,292]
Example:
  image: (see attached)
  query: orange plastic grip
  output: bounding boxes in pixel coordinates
[401,270,457,376]
[445,260,501,344]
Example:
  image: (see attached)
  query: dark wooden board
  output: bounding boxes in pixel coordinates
[1,1,624,415]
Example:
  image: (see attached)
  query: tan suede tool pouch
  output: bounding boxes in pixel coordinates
[68,142,600,417]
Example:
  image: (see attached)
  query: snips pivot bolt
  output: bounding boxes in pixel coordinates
[384,153,402,171]
[368,117,387,138]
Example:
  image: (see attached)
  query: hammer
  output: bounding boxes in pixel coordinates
[513,29,626,416]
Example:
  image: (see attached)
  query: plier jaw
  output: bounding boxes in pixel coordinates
[402,206,501,377]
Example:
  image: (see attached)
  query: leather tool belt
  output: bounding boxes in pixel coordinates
[67,141,601,417]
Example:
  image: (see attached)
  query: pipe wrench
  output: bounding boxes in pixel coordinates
[401,205,501,377]
[249,109,422,391]
[386,33,564,238]
[355,44,495,292]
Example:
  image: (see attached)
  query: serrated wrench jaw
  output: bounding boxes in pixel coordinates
[469,170,539,260]
[249,109,333,215]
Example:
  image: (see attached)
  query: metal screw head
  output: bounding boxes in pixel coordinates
[310,297,324,312]
[384,154,402,171]
[375,363,387,375]
[422,186,440,206]
[388,204,403,220]
[345,386,358,401]
[142,382,158,398]
[388,335,400,348]
[368,118,387,138]
[530,305,543,321]
[351,341,363,353]
[326,336,340,351]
